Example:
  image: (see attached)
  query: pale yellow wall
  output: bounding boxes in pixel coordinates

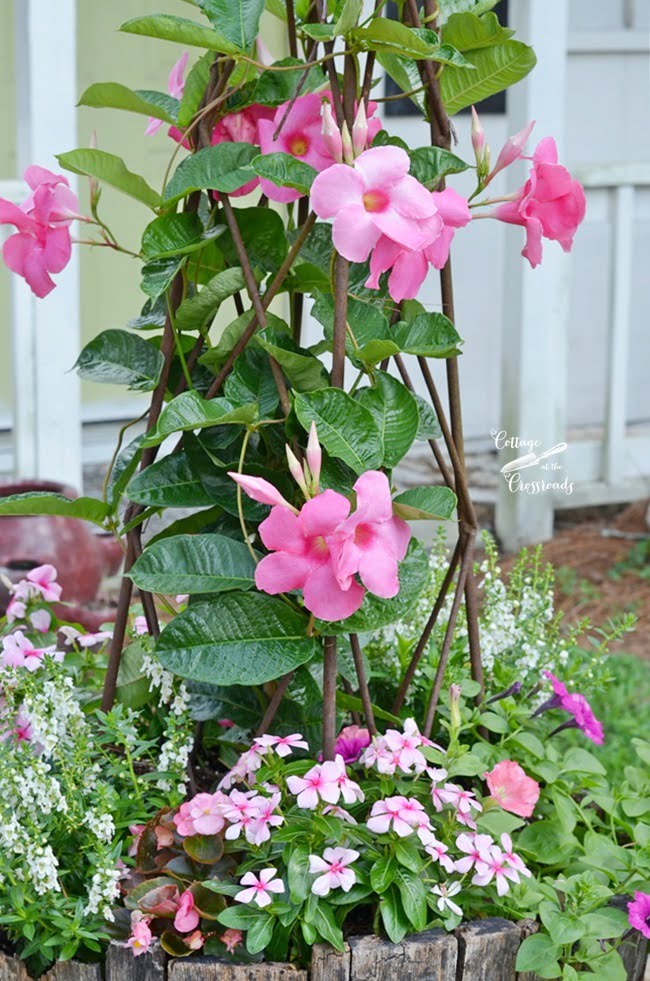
[0,1,286,423]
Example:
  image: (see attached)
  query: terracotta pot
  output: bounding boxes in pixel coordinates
[0,480,120,612]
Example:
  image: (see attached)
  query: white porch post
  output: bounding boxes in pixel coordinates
[12,0,82,490]
[495,0,571,552]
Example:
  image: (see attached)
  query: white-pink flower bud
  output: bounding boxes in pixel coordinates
[470,106,484,157]
[352,101,368,157]
[341,121,354,165]
[306,421,322,492]
[286,444,309,497]
[321,103,343,164]
[486,120,535,185]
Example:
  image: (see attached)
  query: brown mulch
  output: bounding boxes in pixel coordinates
[502,501,650,659]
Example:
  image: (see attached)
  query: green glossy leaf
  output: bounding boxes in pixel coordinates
[120,14,238,54]
[248,58,324,107]
[128,452,214,508]
[176,267,247,330]
[414,395,442,441]
[57,149,160,208]
[129,534,258,594]
[309,903,345,952]
[392,312,462,357]
[294,389,382,473]
[441,10,513,51]
[394,838,423,873]
[246,914,275,955]
[318,539,429,634]
[141,257,182,300]
[78,82,176,122]
[515,935,561,975]
[370,854,397,893]
[392,485,457,521]
[155,593,318,685]
[141,213,206,260]
[115,642,151,709]
[255,330,328,392]
[352,19,446,59]
[377,52,427,113]
[0,493,109,526]
[379,886,409,943]
[142,391,257,446]
[178,53,213,127]
[106,435,144,511]
[409,146,469,189]
[440,41,536,115]
[518,820,579,865]
[251,152,318,194]
[394,869,427,931]
[334,0,363,34]
[74,330,164,392]
[164,143,258,205]
[288,844,312,903]
[183,833,224,864]
[196,0,265,51]
[357,371,419,468]
[219,207,288,271]
[224,348,280,417]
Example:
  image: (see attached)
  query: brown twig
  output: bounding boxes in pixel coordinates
[322,636,338,759]
[350,634,377,736]
[255,673,294,736]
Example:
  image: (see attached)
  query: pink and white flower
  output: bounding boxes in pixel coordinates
[309,846,359,896]
[223,789,260,840]
[27,564,62,602]
[323,755,364,804]
[431,881,463,917]
[146,51,189,137]
[472,846,520,896]
[499,833,530,877]
[382,717,427,772]
[220,928,243,952]
[286,761,341,809]
[246,793,284,846]
[454,832,495,874]
[235,867,284,908]
[1,632,63,671]
[420,832,456,873]
[256,732,309,758]
[126,915,153,957]
[366,796,424,837]
[173,791,229,837]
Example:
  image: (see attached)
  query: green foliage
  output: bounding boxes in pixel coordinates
[57,149,160,207]
[75,330,164,392]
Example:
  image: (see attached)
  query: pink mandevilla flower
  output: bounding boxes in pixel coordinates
[331,470,411,600]
[146,51,189,137]
[627,891,650,940]
[251,490,366,621]
[308,847,359,896]
[174,889,200,933]
[484,760,540,819]
[365,187,472,301]
[495,137,586,268]
[235,868,284,908]
[0,170,81,298]
[485,119,535,184]
[310,145,442,264]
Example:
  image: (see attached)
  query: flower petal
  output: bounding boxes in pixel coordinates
[302,562,365,621]
[299,490,350,538]
[331,204,380,262]
[310,165,364,220]
[255,552,313,594]
[354,146,410,189]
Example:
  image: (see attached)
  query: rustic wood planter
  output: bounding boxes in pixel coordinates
[0,919,646,980]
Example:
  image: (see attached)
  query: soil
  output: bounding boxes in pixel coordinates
[502,500,650,660]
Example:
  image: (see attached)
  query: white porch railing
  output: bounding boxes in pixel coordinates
[496,163,650,550]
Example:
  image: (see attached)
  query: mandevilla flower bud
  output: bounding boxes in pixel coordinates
[286,444,310,498]
[306,421,322,493]
[321,103,343,164]
[352,101,369,157]
[341,121,354,165]
[88,131,101,210]
[449,684,462,734]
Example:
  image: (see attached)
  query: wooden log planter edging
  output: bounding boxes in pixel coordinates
[0,919,646,981]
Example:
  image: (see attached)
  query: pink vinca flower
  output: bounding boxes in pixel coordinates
[235,867,284,908]
[246,792,284,846]
[454,832,495,874]
[256,732,309,758]
[324,754,364,805]
[420,831,456,873]
[382,717,427,772]
[499,833,530,877]
[495,137,586,268]
[146,51,189,137]
[309,847,359,896]
[223,789,260,840]
[366,187,472,301]
[334,724,371,764]
[431,881,463,917]
[286,761,341,809]
[126,916,153,957]
[1,632,62,671]
[252,491,366,621]
[0,170,80,298]
[484,760,540,819]
[627,891,650,940]
[331,470,411,600]
[472,846,520,896]
[310,145,442,263]
[29,609,51,633]
[366,796,424,837]
[27,564,62,603]
[174,889,200,933]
